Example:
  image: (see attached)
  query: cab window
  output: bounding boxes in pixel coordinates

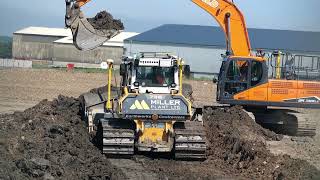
[226,60,249,82]
[223,60,249,96]
[251,61,263,86]
[136,66,174,87]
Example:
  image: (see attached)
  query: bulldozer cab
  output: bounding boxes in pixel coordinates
[135,66,175,87]
[124,52,180,94]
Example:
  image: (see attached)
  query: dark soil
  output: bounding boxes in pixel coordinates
[0,96,125,180]
[1,94,319,180]
[138,106,320,180]
[88,11,124,31]
[203,106,320,179]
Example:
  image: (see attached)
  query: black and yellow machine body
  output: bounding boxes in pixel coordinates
[82,54,206,159]
[117,92,192,152]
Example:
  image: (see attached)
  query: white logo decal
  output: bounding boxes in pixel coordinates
[202,0,219,8]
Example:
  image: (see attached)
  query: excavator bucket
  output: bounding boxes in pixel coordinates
[65,0,120,50]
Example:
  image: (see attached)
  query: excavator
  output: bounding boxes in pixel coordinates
[65,0,320,157]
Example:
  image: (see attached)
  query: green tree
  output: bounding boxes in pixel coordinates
[0,36,12,58]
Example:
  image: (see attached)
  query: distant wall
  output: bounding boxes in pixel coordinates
[52,43,123,65]
[0,58,32,68]
[12,33,124,65]
[12,34,63,60]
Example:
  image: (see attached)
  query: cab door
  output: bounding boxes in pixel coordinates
[247,60,268,101]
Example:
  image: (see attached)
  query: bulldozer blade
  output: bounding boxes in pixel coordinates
[72,18,120,51]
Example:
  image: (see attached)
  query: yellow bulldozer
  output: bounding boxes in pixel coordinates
[81,52,206,159]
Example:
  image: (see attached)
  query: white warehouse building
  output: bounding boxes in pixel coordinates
[13,27,138,65]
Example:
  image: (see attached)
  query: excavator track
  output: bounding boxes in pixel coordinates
[253,110,317,137]
[287,112,316,137]
[98,118,135,156]
[174,121,207,160]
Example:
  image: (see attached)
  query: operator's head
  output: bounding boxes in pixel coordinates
[154,67,165,84]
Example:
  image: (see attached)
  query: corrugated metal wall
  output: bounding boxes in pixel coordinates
[53,43,123,65]
[12,34,124,65]
[12,34,62,60]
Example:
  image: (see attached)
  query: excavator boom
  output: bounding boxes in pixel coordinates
[77,0,91,7]
[192,0,251,56]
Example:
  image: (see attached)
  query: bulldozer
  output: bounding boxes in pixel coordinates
[81,52,206,159]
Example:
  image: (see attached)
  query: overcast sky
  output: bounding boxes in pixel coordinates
[1,0,320,36]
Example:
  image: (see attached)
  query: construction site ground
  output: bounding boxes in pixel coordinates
[1,68,320,179]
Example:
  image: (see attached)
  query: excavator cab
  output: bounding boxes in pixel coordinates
[217,57,268,102]
[65,0,121,50]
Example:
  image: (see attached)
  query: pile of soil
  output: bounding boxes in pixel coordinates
[88,11,124,31]
[1,92,319,179]
[0,96,125,180]
[203,106,319,179]
[139,106,320,179]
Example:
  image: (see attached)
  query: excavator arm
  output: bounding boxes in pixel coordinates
[192,0,251,56]
[66,0,251,56]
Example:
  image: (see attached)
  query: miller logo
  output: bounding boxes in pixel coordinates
[202,0,219,8]
[130,100,150,110]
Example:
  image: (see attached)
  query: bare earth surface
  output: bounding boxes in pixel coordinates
[1,68,320,179]
[267,109,320,170]
[0,69,216,114]
[0,69,107,114]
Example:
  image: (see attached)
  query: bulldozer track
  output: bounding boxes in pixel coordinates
[99,119,135,156]
[174,121,207,159]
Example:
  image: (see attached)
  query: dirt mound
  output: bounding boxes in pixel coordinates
[1,93,319,179]
[203,106,320,179]
[88,11,124,31]
[0,96,125,180]
[137,106,320,180]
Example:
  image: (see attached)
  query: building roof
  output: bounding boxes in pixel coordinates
[54,32,139,47]
[14,27,72,37]
[125,24,320,54]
